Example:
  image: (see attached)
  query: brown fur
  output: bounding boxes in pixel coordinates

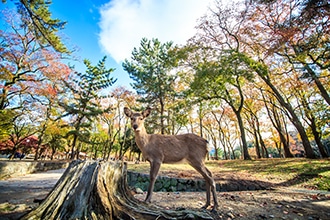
[124,107,218,211]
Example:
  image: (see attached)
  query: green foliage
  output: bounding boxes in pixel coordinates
[59,56,116,152]
[0,109,17,141]
[190,50,254,103]
[48,133,66,153]
[187,49,253,160]
[236,52,268,77]
[123,38,178,104]
[120,127,139,156]
[60,56,116,119]
[123,38,184,134]
[12,0,69,53]
[267,147,281,158]
[87,128,109,159]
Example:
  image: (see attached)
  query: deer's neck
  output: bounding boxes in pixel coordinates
[134,126,150,149]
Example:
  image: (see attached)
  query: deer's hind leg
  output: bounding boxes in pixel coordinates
[189,161,218,211]
[205,166,218,211]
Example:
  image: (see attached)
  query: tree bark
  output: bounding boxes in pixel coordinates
[240,54,316,158]
[21,160,213,220]
[260,75,316,158]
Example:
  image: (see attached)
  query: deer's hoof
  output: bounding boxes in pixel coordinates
[201,204,210,209]
[211,207,218,214]
[144,198,151,203]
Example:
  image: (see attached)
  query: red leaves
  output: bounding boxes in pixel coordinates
[1,9,72,107]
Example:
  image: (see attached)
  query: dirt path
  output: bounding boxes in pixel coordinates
[0,169,65,220]
[0,168,329,220]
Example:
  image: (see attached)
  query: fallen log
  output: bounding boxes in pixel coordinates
[21,160,213,220]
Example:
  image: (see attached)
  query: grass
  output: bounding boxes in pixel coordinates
[127,158,330,191]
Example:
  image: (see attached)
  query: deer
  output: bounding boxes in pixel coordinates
[124,107,218,211]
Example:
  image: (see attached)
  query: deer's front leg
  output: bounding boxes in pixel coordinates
[145,161,161,203]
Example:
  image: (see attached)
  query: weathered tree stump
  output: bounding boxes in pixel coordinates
[21,160,213,220]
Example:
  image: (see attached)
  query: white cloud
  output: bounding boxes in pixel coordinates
[98,0,212,63]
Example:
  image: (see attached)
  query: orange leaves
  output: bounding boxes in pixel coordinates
[45,84,58,97]
[32,83,58,98]
[41,49,72,81]
[0,8,73,108]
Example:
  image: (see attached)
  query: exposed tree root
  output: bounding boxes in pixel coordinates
[21,160,213,220]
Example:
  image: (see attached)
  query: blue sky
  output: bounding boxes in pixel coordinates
[1,0,213,90]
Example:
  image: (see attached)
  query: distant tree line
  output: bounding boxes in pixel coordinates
[0,0,329,160]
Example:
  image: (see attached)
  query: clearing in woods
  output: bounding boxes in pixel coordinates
[0,158,329,219]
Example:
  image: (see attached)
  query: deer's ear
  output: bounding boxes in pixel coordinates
[142,107,151,118]
[124,107,132,117]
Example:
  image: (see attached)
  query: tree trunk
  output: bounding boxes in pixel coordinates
[260,75,316,158]
[263,92,293,158]
[71,134,78,160]
[253,129,261,159]
[235,111,251,160]
[242,56,316,158]
[258,132,269,158]
[301,62,330,106]
[21,160,213,220]
[310,119,328,158]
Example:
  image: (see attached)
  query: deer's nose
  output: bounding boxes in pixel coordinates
[133,124,138,130]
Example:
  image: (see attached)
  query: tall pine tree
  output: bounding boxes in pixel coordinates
[59,56,116,159]
[123,38,178,134]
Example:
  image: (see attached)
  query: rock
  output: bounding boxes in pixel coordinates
[135,187,144,194]
[227,212,235,218]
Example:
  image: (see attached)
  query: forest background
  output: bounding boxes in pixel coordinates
[0,0,329,162]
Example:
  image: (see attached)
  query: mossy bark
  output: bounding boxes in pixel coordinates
[21,160,213,220]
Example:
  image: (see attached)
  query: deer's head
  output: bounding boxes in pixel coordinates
[124,107,151,132]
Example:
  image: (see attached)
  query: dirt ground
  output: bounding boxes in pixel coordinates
[133,189,330,220]
[133,168,330,220]
[0,168,329,220]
